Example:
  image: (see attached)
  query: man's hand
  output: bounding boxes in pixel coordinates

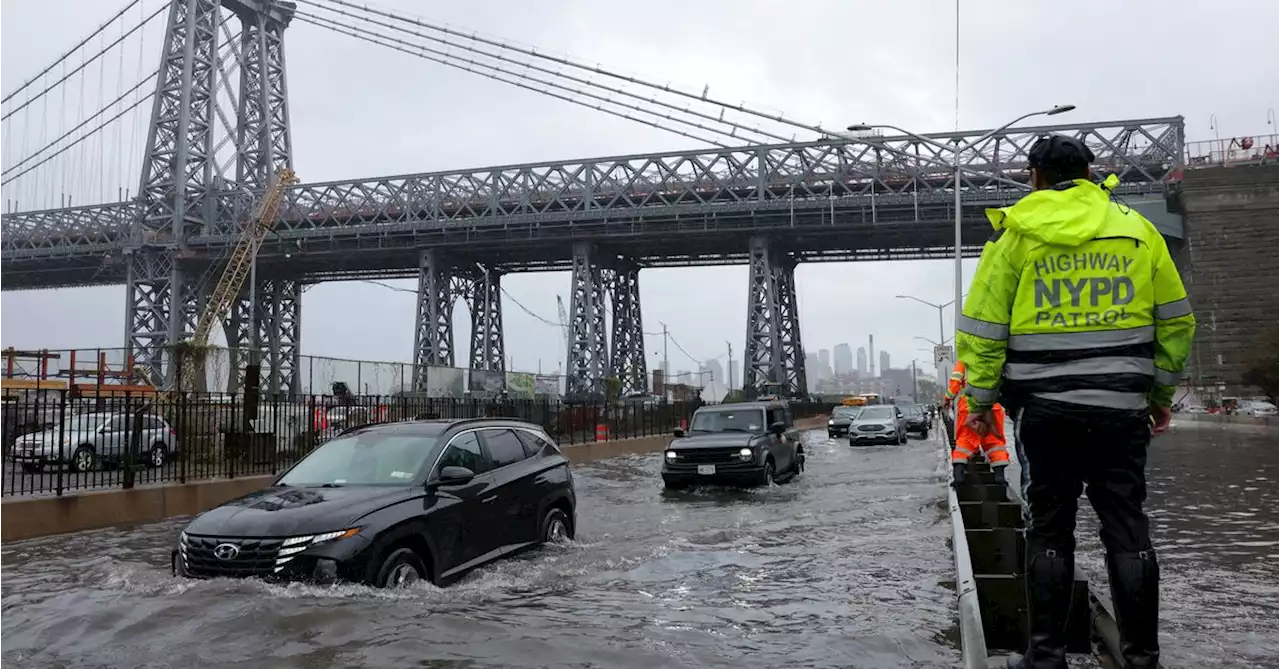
[942,396,952,410]
[1149,403,1171,435]
[966,409,999,436]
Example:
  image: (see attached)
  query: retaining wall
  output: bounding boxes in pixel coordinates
[1,416,828,541]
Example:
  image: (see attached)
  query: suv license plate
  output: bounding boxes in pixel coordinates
[697,465,716,475]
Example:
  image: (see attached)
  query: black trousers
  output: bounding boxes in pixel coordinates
[1017,403,1154,556]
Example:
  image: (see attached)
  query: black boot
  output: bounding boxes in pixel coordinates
[991,466,1006,484]
[1107,551,1161,668]
[951,462,966,488]
[1005,549,1073,669]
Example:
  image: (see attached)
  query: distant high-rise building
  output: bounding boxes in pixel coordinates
[834,344,853,377]
[818,349,831,368]
[879,351,891,376]
[703,358,725,385]
[869,335,876,377]
[856,347,868,376]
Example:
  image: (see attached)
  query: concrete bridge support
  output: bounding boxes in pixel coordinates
[743,236,808,398]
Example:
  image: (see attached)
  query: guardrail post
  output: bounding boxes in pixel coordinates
[55,389,66,497]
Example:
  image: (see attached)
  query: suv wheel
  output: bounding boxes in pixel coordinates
[759,460,775,487]
[540,507,573,543]
[375,547,427,588]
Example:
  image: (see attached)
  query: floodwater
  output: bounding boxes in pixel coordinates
[3,420,1274,668]
[1074,418,1279,668]
[2,430,960,669]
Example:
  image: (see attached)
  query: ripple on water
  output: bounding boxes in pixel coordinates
[2,432,960,669]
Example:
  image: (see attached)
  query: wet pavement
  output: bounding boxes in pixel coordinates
[1074,418,1279,668]
[1,429,959,669]
[2,420,1274,668]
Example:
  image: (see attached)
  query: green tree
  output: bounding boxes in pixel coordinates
[1241,326,1278,403]
[603,376,623,403]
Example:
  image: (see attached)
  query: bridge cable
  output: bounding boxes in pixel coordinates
[0,0,143,105]
[300,0,787,146]
[1,93,154,187]
[294,13,729,148]
[1,2,166,122]
[3,70,158,179]
[302,0,1020,179]
[306,0,838,140]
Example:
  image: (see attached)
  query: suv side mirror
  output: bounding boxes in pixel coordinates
[769,421,786,435]
[673,426,685,438]
[435,466,475,487]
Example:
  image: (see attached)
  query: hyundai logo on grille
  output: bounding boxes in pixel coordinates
[213,543,240,560]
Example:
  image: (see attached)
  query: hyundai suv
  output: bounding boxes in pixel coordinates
[172,418,576,588]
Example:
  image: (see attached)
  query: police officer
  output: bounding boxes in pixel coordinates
[956,135,1195,669]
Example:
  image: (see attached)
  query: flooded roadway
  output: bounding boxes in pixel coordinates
[2,430,960,669]
[3,420,1275,668]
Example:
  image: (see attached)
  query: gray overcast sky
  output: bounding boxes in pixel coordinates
[2,0,1277,382]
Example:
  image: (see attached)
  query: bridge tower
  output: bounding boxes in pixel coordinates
[743,236,808,398]
[412,250,507,393]
[126,0,297,392]
[561,243,649,401]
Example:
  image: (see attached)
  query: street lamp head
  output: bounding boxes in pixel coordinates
[846,124,872,132]
[1047,104,1076,116]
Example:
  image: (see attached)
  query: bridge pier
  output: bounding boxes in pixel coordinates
[565,242,610,401]
[412,249,508,392]
[609,260,648,397]
[743,236,807,398]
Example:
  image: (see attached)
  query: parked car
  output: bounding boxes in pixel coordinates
[900,404,930,439]
[661,400,804,489]
[173,417,575,588]
[12,411,177,473]
[846,405,907,446]
[1240,400,1278,417]
[826,405,861,438]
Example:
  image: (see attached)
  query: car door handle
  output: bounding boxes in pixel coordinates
[482,495,498,504]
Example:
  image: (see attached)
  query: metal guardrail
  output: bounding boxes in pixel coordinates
[1183,134,1279,168]
[949,485,989,668]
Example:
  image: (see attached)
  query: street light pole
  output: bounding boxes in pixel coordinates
[849,104,1076,337]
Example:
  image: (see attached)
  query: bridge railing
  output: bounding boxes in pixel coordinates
[1183,134,1280,168]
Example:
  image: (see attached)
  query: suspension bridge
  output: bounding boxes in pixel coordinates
[1,0,1187,400]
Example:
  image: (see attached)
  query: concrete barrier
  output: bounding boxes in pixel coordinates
[1176,412,1278,427]
[1,416,829,542]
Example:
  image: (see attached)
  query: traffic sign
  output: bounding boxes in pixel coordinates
[934,345,954,364]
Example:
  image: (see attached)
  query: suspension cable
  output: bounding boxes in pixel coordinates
[1,0,143,105]
[1,2,166,122]
[294,13,728,148]
[3,70,158,176]
[2,94,154,187]
[301,0,787,145]
[309,0,830,138]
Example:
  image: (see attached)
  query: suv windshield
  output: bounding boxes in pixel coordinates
[857,406,896,421]
[690,408,765,433]
[832,406,859,417]
[278,429,438,486]
[902,405,922,416]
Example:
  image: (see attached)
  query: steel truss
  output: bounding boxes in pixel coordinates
[608,261,648,397]
[564,242,610,400]
[743,236,807,398]
[412,249,507,391]
[120,0,295,388]
[4,118,1184,260]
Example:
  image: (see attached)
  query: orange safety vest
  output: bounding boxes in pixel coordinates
[947,361,1009,467]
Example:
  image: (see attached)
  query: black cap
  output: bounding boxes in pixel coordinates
[1028,134,1095,171]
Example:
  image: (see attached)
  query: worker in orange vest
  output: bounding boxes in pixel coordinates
[943,360,1009,486]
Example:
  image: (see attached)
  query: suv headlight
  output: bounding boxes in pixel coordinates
[827,418,835,425]
[665,450,678,462]
[737,447,753,461]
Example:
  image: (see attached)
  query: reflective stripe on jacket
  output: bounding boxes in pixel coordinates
[957,175,1196,412]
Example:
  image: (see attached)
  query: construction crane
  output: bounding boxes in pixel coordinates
[176,167,298,388]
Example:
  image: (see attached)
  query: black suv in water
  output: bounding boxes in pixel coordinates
[661,400,804,488]
[900,404,930,439]
[173,418,575,588]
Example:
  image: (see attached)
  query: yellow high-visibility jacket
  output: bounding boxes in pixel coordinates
[957,175,1195,413]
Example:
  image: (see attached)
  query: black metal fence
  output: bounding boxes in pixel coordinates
[1,390,828,497]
